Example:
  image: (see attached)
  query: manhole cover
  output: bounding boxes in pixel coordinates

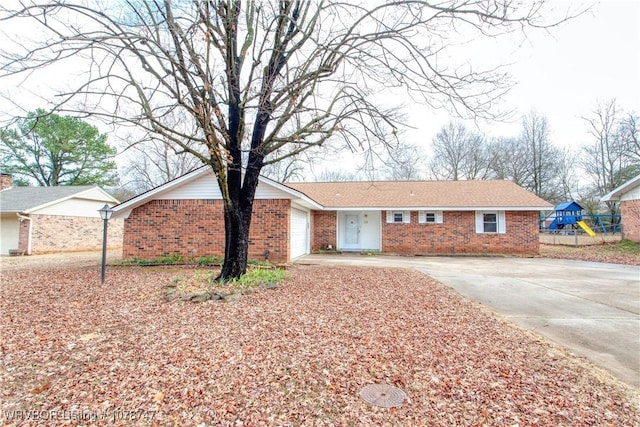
[360,383,407,408]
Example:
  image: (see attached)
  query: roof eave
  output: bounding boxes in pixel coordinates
[22,186,118,214]
[322,205,553,211]
[601,174,640,202]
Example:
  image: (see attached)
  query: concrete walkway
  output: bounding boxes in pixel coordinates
[296,254,640,388]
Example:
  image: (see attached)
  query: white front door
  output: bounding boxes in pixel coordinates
[339,211,381,252]
[344,214,360,249]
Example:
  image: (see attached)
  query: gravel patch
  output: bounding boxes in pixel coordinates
[1,264,637,426]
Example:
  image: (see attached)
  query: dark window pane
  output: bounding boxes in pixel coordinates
[483,213,497,232]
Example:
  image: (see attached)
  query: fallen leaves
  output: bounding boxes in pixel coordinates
[0,264,638,426]
[539,243,640,265]
[29,383,50,395]
[152,391,165,404]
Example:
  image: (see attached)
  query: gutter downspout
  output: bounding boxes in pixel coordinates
[16,212,32,255]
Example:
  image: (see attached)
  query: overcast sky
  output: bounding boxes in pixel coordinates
[1,0,638,178]
[406,0,640,149]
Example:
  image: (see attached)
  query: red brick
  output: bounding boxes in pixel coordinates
[310,211,337,251]
[18,214,123,254]
[380,211,539,255]
[123,199,290,262]
[620,200,640,242]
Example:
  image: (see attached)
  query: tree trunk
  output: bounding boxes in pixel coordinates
[217,164,262,281]
[218,202,251,280]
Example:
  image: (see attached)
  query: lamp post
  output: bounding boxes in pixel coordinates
[98,204,114,284]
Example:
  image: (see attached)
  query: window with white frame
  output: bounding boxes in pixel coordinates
[386,211,410,223]
[475,211,506,233]
[418,211,443,224]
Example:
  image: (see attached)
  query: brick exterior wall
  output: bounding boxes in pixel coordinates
[18,214,124,254]
[17,220,29,253]
[123,199,291,262]
[620,200,640,242]
[310,210,337,251]
[380,211,539,255]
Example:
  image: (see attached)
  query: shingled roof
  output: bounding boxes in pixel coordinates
[0,185,117,213]
[286,180,552,210]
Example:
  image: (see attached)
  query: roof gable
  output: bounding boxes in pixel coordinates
[112,167,321,218]
[0,185,118,213]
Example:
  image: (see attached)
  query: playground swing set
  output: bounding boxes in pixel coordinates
[541,201,622,236]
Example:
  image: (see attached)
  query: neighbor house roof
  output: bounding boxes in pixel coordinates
[286,180,553,210]
[0,185,118,214]
[601,174,640,202]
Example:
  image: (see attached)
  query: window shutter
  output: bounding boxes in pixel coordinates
[418,211,425,224]
[436,211,443,224]
[386,211,393,223]
[498,211,506,233]
[475,211,483,233]
[403,211,411,223]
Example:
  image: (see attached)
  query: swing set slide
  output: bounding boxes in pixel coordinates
[577,220,596,237]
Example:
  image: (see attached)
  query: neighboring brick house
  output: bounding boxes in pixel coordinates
[113,167,552,262]
[601,174,640,242]
[0,175,122,255]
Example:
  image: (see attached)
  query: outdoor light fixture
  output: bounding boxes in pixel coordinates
[98,204,114,284]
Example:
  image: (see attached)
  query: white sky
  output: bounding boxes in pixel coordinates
[405,0,640,149]
[1,0,638,177]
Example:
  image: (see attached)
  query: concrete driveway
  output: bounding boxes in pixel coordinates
[296,254,640,388]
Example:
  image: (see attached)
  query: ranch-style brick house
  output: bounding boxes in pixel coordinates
[601,174,640,242]
[113,167,552,263]
[0,173,122,255]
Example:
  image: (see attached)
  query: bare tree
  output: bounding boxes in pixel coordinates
[581,100,639,214]
[619,112,639,164]
[1,1,569,279]
[459,133,492,180]
[520,111,562,200]
[555,147,579,202]
[428,121,490,180]
[487,136,531,186]
[382,143,425,180]
[315,169,358,182]
[260,149,307,183]
[120,138,204,194]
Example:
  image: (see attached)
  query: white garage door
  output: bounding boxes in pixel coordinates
[290,208,309,259]
[0,215,20,255]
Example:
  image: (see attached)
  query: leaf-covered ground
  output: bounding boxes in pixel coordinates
[539,242,640,266]
[1,265,638,426]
